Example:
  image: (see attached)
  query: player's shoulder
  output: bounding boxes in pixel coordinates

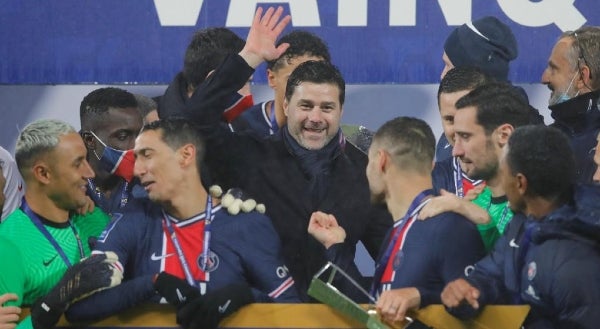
[426,210,475,231]
[0,209,32,236]
[213,207,273,230]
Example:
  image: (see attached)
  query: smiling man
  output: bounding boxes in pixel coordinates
[231,30,331,136]
[542,26,600,183]
[0,119,121,329]
[164,6,392,302]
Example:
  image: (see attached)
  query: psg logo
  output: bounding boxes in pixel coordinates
[197,250,219,272]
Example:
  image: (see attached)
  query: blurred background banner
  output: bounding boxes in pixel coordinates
[1,0,597,85]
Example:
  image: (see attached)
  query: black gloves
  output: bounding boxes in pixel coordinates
[31,252,123,329]
[154,272,200,307]
[154,272,254,329]
[177,284,254,329]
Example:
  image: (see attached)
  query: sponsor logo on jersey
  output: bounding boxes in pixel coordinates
[43,254,58,266]
[464,265,475,277]
[276,266,289,279]
[151,252,175,261]
[218,300,231,314]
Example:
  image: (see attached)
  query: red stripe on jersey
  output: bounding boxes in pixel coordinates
[163,219,207,282]
[268,277,294,299]
[380,216,417,285]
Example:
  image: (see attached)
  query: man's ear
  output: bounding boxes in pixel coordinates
[179,144,196,167]
[515,172,528,196]
[32,161,51,185]
[81,132,96,150]
[283,99,289,117]
[267,69,277,89]
[577,64,593,93]
[378,149,389,173]
[496,124,514,147]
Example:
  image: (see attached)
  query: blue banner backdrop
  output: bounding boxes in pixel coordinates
[0,0,597,84]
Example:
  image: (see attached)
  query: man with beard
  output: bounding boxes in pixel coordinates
[164,6,393,302]
[442,125,600,328]
[541,26,600,183]
[309,117,484,323]
[423,83,531,251]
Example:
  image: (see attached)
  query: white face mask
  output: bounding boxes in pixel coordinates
[552,71,580,105]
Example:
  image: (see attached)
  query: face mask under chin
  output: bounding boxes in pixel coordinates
[551,71,580,105]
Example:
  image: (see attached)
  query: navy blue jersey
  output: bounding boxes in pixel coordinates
[234,101,278,136]
[435,134,453,162]
[431,156,484,196]
[373,210,485,306]
[66,200,298,322]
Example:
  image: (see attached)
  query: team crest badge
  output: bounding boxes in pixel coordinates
[527,261,537,280]
[198,250,219,272]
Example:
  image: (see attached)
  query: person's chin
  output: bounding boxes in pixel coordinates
[300,137,325,150]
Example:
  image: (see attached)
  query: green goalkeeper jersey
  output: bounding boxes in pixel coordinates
[472,186,514,252]
[0,207,110,308]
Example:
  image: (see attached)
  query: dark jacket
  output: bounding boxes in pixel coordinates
[549,90,600,183]
[157,72,189,119]
[169,54,393,302]
[449,184,600,328]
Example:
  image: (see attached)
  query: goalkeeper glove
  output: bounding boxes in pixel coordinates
[31,252,122,329]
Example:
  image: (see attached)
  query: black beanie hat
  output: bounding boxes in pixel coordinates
[443,16,518,81]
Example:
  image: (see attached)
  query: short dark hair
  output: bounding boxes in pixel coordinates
[437,66,490,102]
[455,82,530,135]
[506,125,575,203]
[373,117,435,174]
[183,28,244,89]
[267,30,331,71]
[141,117,206,174]
[285,61,345,105]
[80,87,138,126]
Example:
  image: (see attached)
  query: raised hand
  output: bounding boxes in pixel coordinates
[239,6,291,68]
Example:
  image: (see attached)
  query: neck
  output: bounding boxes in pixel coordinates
[163,180,209,220]
[485,174,505,197]
[525,196,562,220]
[386,171,432,221]
[24,189,70,223]
[272,99,286,128]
